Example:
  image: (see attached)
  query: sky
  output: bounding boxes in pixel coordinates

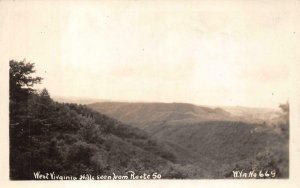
[2,0,300,108]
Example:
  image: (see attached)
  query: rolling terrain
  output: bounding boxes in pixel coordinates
[88,102,232,128]
[88,102,289,178]
[87,102,281,127]
[12,94,214,179]
[10,60,289,179]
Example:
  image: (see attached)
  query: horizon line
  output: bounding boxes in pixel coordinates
[52,95,283,110]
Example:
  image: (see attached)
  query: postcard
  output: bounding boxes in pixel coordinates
[1,0,300,188]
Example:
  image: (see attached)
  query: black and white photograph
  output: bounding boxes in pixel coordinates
[1,0,300,187]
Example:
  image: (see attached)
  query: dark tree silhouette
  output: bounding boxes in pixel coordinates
[9,59,42,102]
[9,59,288,180]
[9,59,184,180]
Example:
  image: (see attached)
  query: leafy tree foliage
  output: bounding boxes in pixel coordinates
[9,60,185,180]
[279,102,289,129]
[9,59,42,102]
[10,59,288,179]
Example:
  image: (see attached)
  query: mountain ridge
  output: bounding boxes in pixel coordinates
[87,101,281,127]
[87,101,289,178]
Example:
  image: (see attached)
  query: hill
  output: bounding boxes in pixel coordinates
[222,106,281,124]
[12,92,214,179]
[10,60,288,179]
[9,60,213,179]
[88,102,281,127]
[88,102,232,128]
[53,96,111,105]
[88,102,289,178]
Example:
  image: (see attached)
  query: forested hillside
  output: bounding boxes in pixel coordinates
[89,102,289,178]
[9,60,289,179]
[88,102,232,128]
[9,60,201,180]
[88,102,282,128]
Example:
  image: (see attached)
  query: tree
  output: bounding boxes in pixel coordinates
[9,59,43,139]
[279,102,289,117]
[9,59,42,102]
[9,60,43,179]
[9,59,43,138]
[40,88,51,101]
[279,102,289,124]
[278,102,289,135]
[38,88,53,118]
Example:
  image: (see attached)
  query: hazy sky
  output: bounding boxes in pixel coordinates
[2,0,300,108]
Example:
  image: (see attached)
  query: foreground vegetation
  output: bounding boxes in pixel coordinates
[9,60,289,179]
[10,60,191,179]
